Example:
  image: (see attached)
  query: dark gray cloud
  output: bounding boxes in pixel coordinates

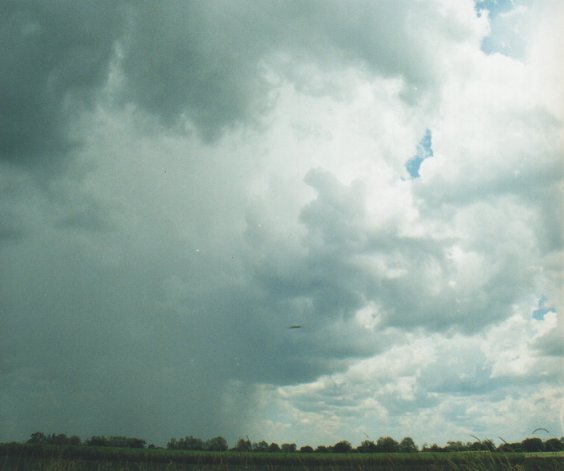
[118,0,438,139]
[2,0,457,169]
[0,0,124,166]
[117,1,272,141]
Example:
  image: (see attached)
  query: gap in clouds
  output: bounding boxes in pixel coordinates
[475,0,532,59]
[405,129,434,178]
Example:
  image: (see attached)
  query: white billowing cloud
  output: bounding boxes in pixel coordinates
[527,1,564,121]
[261,306,561,446]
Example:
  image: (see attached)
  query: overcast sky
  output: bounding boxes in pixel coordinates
[1,0,562,448]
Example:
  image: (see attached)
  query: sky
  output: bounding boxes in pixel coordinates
[1,0,563,448]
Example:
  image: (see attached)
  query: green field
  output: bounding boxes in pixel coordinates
[1,444,563,470]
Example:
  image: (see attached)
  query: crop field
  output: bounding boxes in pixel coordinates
[1,445,563,471]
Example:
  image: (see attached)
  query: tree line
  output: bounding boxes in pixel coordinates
[423,437,564,453]
[222,436,419,453]
[24,432,564,453]
[27,432,146,449]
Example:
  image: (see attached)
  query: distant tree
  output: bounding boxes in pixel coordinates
[357,440,377,453]
[27,432,81,446]
[128,438,146,449]
[108,436,126,448]
[544,438,564,452]
[468,440,484,451]
[497,442,522,452]
[398,437,417,453]
[28,432,46,444]
[253,440,269,452]
[315,445,329,453]
[46,434,59,445]
[446,441,467,452]
[86,436,109,447]
[205,436,228,451]
[481,439,495,452]
[332,440,353,453]
[376,436,399,453]
[106,436,145,448]
[521,438,544,452]
[300,445,314,453]
[85,435,144,448]
[281,443,296,453]
[233,438,252,452]
[268,442,281,453]
[181,436,203,450]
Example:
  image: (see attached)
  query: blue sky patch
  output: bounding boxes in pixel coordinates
[475,0,514,17]
[406,129,433,178]
[531,297,556,320]
[475,0,530,59]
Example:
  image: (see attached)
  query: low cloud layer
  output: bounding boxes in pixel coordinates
[1,0,562,447]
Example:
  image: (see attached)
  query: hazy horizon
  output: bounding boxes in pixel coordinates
[1,0,562,448]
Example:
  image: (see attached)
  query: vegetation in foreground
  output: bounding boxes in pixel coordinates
[1,433,563,470]
[1,446,564,471]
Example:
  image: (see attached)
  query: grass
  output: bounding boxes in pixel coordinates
[1,444,563,470]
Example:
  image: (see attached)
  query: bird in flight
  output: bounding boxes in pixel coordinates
[289,325,302,329]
